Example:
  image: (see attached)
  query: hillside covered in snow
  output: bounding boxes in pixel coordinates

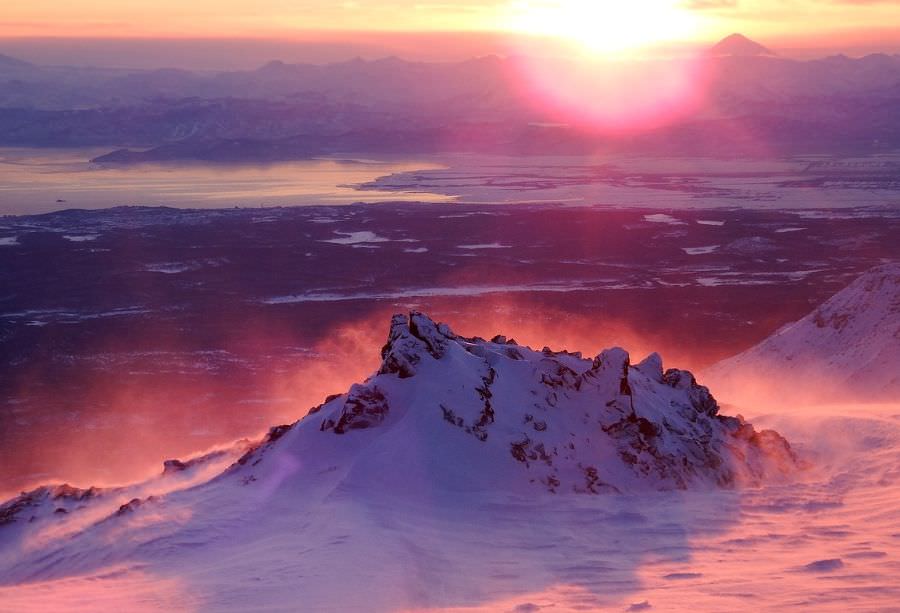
[707,262,900,406]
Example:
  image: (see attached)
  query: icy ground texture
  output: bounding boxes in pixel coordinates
[709,262,900,404]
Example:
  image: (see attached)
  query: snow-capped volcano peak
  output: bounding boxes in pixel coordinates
[710,33,776,57]
[707,263,900,405]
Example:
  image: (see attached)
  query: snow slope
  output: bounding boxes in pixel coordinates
[11,312,899,613]
[707,263,900,405]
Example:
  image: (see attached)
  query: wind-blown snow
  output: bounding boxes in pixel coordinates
[2,311,898,611]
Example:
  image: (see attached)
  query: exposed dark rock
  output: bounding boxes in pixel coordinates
[0,490,46,525]
[664,369,720,417]
[114,496,158,517]
[325,385,390,434]
[163,459,189,474]
[265,424,293,443]
[378,312,453,378]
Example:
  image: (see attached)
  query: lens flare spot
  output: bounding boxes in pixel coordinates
[509,53,711,132]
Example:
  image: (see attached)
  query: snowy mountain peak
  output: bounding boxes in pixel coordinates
[0,312,801,547]
[256,312,797,494]
[0,313,801,594]
[707,262,900,405]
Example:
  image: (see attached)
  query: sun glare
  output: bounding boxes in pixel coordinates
[505,0,699,56]
[499,0,710,132]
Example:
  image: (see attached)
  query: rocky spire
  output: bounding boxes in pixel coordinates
[379,312,455,378]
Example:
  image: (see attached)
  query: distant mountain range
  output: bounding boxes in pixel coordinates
[0,35,899,159]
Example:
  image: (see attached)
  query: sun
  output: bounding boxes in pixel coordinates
[498,0,713,131]
[504,0,700,56]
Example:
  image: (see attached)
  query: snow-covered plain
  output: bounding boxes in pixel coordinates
[2,270,899,612]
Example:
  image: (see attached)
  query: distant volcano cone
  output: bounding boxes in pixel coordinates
[709,33,776,57]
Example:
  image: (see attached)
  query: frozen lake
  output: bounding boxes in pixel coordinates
[0,148,451,215]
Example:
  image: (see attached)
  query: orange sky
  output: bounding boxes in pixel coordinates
[2,0,900,47]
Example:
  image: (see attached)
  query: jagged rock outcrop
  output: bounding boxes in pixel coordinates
[0,485,102,526]
[321,385,390,434]
[379,312,454,378]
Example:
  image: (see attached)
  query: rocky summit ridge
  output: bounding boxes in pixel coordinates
[242,311,797,495]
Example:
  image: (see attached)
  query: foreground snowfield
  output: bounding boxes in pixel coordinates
[2,267,899,612]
